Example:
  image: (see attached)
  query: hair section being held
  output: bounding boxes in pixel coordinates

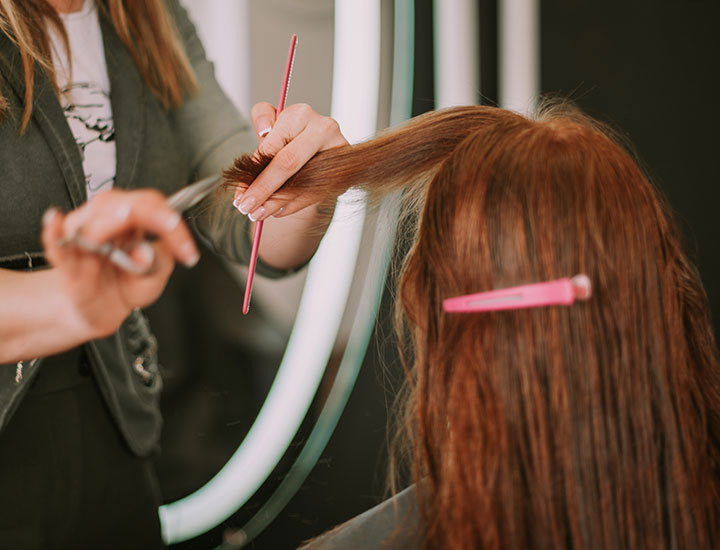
[222,106,521,230]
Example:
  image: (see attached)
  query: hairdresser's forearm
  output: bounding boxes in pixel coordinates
[258,205,332,270]
[0,268,91,364]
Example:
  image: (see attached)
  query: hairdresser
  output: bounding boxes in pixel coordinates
[0,0,345,547]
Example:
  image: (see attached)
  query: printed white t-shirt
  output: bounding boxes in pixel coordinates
[48,0,116,201]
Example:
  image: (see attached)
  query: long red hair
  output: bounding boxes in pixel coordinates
[226,103,720,549]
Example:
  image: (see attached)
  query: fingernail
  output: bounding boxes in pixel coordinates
[181,242,200,267]
[250,206,266,222]
[257,121,272,137]
[42,208,58,227]
[232,195,244,213]
[137,242,155,267]
[116,203,131,221]
[165,212,181,231]
[272,207,285,218]
[238,196,256,215]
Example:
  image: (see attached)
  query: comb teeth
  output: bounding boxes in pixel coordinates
[244,34,298,315]
[277,36,298,112]
[283,46,297,107]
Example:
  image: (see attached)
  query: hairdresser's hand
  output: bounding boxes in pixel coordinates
[41,189,200,339]
[232,102,347,221]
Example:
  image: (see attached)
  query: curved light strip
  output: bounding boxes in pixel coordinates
[220,192,402,549]
[499,0,540,112]
[181,0,251,114]
[433,0,479,107]
[391,0,415,126]
[159,1,381,543]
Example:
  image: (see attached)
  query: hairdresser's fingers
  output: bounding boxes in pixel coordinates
[233,101,301,209]
[121,243,180,312]
[42,207,71,268]
[233,187,304,220]
[43,206,110,288]
[248,195,326,221]
[110,240,157,274]
[63,189,200,268]
[43,206,99,275]
[245,199,283,222]
[231,102,278,206]
[62,190,172,238]
[236,104,346,215]
[258,103,346,159]
[120,241,173,287]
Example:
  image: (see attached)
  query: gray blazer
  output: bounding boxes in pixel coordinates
[0,0,286,456]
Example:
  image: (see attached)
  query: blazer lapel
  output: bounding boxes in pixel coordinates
[0,33,86,207]
[0,9,146,198]
[99,10,145,191]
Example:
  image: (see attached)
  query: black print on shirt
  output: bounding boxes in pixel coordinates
[61,81,115,194]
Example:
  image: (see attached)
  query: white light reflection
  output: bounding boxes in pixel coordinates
[159,0,381,543]
[434,0,479,107]
[499,0,540,113]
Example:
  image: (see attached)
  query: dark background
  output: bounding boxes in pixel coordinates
[540,0,720,332]
[159,1,720,547]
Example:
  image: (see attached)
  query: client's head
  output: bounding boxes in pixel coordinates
[399,103,720,550]
[225,102,720,550]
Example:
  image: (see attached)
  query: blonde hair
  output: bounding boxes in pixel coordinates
[0,0,197,133]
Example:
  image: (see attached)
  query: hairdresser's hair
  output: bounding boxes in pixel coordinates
[226,103,720,550]
[0,0,197,133]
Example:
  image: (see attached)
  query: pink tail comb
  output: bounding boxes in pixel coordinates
[242,34,298,315]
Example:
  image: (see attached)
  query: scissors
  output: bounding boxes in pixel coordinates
[58,174,222,275]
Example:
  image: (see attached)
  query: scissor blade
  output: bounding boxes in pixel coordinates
[57,175,224,276]
[167,174,223,212]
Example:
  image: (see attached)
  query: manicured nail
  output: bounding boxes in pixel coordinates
[232,196,247,214]
[249,206,266,222]
[257,120,272,137]
[165,211,181,231]
[238,196,256,215]
[180,242,200,267]
[42,208,58,227]
[272,207,285,218]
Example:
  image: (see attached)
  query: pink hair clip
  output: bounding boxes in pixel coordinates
[443,274,592,313]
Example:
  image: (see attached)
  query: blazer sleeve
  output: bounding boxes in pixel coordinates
[166,0,305,278]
